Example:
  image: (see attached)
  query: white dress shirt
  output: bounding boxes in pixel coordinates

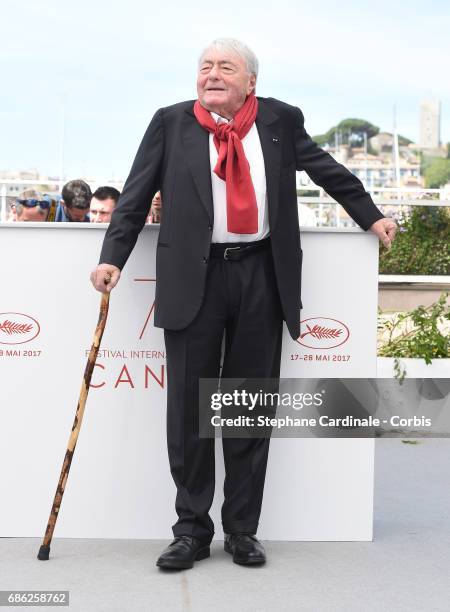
[209,111,270,243]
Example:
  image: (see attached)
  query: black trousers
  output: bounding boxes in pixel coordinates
[163,238,284,544]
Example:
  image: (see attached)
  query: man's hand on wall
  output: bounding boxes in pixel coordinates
[90,263,121,293]
[368,218,398,249]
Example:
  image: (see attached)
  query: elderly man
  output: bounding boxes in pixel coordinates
[91,38,397,570]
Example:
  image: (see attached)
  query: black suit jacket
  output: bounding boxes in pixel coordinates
[98,96,385,340]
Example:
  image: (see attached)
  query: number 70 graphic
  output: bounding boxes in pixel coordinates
[134,277,156,340]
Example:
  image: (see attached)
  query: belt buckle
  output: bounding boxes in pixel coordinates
[224,246,242,260]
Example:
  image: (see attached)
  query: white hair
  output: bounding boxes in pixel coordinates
[198,38,259,78]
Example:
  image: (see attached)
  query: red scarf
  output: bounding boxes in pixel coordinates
[193,93,259,234]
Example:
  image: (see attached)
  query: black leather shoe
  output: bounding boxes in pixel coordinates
[156,535,211,570]
[224,533,266,565]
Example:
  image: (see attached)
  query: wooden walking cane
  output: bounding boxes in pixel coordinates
[38,275,111,560]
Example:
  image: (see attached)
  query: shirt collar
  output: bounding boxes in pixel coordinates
[210,111,230,124]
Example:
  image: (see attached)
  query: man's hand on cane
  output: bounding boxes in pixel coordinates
[90,263,121,293]
[368,217,398,250]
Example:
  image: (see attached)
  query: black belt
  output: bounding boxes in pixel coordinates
[209,236,271,261]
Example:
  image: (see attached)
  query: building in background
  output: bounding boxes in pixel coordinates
[409,99,447,158]
[297,143,422,193]
[420,99,441,149]
[0,169,59,200]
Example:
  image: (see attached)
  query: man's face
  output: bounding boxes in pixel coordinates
[89,197,115,223]
[16,206,48,222]
[152,192,161,208]
[197,48,256,119]
[63,203,88,222]
[150,191,162,223]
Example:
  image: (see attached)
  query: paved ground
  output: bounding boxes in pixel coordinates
[1,438,449,612]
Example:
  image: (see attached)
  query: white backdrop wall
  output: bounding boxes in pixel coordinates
[0,224,378,541]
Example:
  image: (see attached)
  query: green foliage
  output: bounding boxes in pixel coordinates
[335,118,380,144]
[378,293,450,362]
[312,119,412,150]
[312,134,328,146]
[379,206,450,275]
[313,118,380,148]
[398,134,413,146]
[424,158,450,188]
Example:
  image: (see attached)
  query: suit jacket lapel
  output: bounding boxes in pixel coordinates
[255,98,281,232]
[182,107,214,224]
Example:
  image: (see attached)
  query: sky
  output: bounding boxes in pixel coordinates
[1,0,449,180]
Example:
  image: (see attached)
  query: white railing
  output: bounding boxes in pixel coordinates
[297,186,450,227]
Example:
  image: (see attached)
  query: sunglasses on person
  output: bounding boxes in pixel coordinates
[16,198,51,210]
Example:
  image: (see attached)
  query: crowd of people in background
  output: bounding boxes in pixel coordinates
[5,179,162,224]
